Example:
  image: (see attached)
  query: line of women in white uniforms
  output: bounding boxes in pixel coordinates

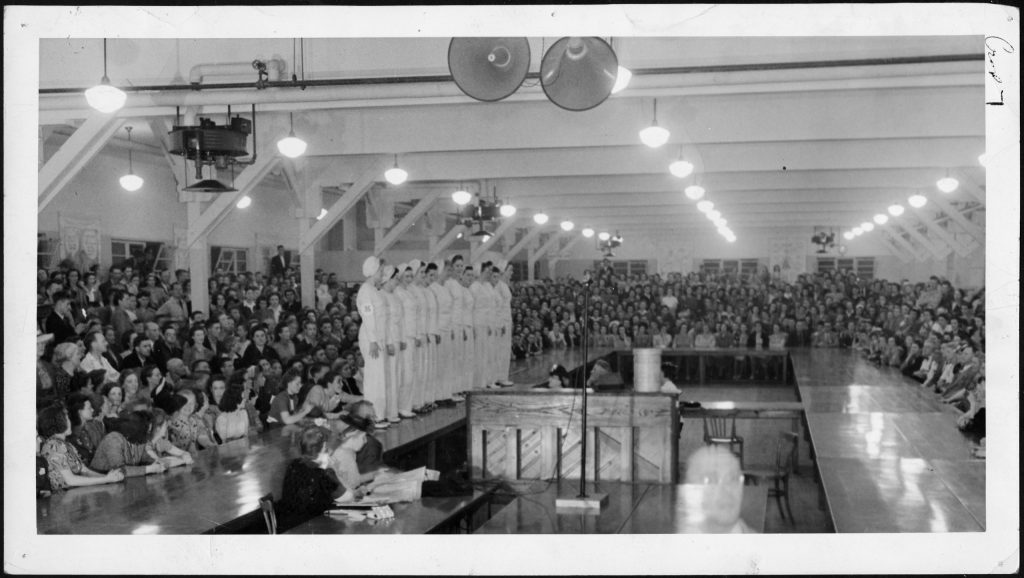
[356,254,513,427]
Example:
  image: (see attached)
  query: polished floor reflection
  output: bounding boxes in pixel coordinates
[792,349,984,533]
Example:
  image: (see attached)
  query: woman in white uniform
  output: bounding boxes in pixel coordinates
[428,261,456,404]
[460,260,479,392]
[394,263,420,419]
[469,262,491,390]
[355,256,389,428]
[445,256,470,399]
[380,264,404,423]
[416,262,440,409]
[494,261,514,386]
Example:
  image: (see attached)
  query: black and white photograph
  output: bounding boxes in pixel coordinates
[4,4,1019,575]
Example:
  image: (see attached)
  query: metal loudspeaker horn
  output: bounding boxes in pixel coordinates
[448,37,531,102]
[540,37,618,112]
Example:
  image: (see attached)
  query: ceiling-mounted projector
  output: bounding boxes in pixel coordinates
[167,105,257,193]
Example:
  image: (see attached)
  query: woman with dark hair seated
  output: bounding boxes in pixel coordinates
[266,369,315,428]
[66,392,106,465]
[215,386,250,443]
[89,410,167,477]
[276,426,347,532]
[38,403,124,490]
[145,405,193,467]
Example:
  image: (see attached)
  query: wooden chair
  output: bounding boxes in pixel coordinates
[702,413,744,468]
[743,431,799,523]
[259,493,278,535]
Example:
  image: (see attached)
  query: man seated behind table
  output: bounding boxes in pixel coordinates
[682,445,757,534]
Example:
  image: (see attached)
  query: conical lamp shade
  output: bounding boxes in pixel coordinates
[540,37,618,111]
[449,37,531,102]
[184,179,237,193]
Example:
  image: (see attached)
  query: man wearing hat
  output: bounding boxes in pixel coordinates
[356,256,389,427]
[445,255,471,399]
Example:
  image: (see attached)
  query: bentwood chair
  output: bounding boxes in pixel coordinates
[743,431,799,523]
[259,492,278,535]
[702,413,744,468]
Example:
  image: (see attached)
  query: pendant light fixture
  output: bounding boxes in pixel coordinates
[118,126,144,192]
[638,99,670,148]
[696,200,714,213]
[684,183,706,201]
[533,212,549,225]
[276,112,307,158]
[861,222,875,232]
[452,186,473,206]
[236,195,253,209]
[936,170,959,193]
[873,214,889,225]
[384,154,409,185]
[84,39,127,114]
[669,146,694,178]
[887,204,905,217]
[499,203,517,217]
[560,220,575,232]
[597,231,611,242]
[908,194,928,208]
[581,228,595,238]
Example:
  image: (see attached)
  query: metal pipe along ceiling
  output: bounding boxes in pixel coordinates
[41,53,980,95]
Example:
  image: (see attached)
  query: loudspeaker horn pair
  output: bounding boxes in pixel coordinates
[448,37,618,111]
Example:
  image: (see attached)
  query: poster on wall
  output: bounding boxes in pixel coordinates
[59,214,102,273]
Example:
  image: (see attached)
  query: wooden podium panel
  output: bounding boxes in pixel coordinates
[467,391,679,484]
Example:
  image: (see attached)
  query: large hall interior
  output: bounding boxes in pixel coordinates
[6,5,1019,575]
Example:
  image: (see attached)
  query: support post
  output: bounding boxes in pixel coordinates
[374,190,443,256]
[429,223,466,261]
[929,196,985,242]
[39,114,124,212]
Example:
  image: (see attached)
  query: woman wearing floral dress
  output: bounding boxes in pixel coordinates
[37,403,124,490]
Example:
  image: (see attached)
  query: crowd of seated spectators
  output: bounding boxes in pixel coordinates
[35,258,377,494]
[34,256,988,495]
[509,262,985,450]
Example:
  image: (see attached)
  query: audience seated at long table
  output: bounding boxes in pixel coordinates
[33,257,987,514]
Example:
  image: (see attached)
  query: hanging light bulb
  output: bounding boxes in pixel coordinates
[277,112,307,158]
[852,226,863,236]
[236,195,252,209]
[706,209,721,221]
[873,214,889,225]
[560,220,575,232]
[582,228,594,238]
[482,235,491,243]
[611,66,632,94]
[696,200,714,213]
[598,231,611,242]
[638,99,670,148]
[84,39,127,113]
[908,194,928,208]
[452,189,473,206]
[936,176,959,193]
[712,217,727,228]
[861,222,875,232]
[843,231,855,241]
[118,126,143,192]
[669,147,694,179]
[316,208,328,220]
[684,184,705,201]
[533,213,549,225]
[499,203,517,217]
[384,154,408,185]
[888,204,905,217]
[456,232,464,239]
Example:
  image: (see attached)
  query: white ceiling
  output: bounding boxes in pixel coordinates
[38,36,986,239]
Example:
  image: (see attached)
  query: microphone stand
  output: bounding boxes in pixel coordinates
[556,275,607,511]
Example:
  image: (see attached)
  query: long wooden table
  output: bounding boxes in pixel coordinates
[790,349,985,532]
[474,480,767,534]
[36,406,468,535]
[285,491,493,535]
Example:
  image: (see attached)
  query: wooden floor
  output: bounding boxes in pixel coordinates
[791,349,985,532]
